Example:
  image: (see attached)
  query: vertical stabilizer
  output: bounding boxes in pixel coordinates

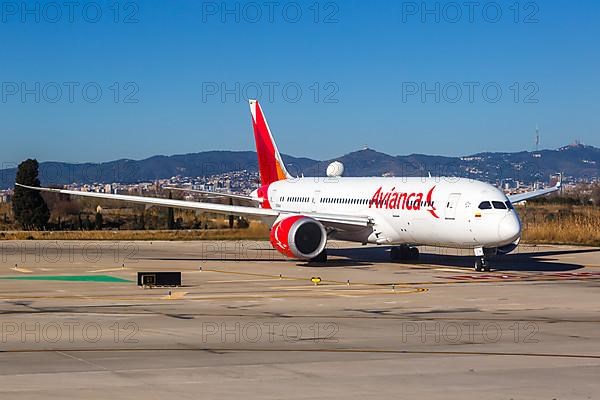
[249,99,291,185]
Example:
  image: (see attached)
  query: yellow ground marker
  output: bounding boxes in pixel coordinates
[435,268,471,273]
[162,291,188,300]
[205,279,277,284]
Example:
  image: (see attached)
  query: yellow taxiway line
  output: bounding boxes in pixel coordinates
[12,267,33,273]
[87,267,129,273]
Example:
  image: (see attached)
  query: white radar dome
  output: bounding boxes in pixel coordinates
[326,161,344,177]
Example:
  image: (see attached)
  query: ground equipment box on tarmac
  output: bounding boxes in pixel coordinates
[137,272,181,287]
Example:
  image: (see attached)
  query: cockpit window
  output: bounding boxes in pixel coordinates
[478,201,492,210]
[505,201,514,209]
[492,201,507,210]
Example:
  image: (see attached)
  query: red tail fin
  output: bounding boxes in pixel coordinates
[249,99,291,185]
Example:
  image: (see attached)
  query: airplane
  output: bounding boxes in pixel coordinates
[17,99,560,271]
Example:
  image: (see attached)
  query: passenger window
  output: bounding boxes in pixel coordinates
[478,201,492,210]
[492,201,507,210]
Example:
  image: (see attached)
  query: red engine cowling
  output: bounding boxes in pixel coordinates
[270,215,327,260]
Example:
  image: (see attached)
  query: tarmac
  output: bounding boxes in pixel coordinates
[0,240,599,399]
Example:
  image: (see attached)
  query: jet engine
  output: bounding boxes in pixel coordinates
[496,237,521,255]
[270,215,327,260]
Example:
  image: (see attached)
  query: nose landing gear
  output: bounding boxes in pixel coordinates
[390,245,420,261]
[473,247,491,272]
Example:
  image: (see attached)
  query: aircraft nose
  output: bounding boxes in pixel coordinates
[498,212,521,243]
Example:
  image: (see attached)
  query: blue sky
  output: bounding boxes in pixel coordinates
[1,0,599,164]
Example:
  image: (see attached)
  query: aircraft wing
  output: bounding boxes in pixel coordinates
[163,186,259,203]
[507,181,561,204]
[16,184,372,228]
[16,184,278,219]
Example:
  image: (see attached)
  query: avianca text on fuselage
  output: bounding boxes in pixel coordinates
[369,186,439,218]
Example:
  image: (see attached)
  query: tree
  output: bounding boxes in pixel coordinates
[138,210,146,230]
[12,159,50,230]
[237,217,249,229]
[95,212,103,230]
[167,191,175,229]
[228,198,234,229]
[591,183,600,206]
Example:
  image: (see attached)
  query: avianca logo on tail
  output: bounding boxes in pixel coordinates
[369,186,439,218]
[249,99,289,186]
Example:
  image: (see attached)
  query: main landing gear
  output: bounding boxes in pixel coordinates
[309,249,327,264]
[474,247,491,272]
[474,257,491,272]
[390,245,419,261]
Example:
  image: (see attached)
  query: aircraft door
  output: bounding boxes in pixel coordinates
[270,188,279,208]
[312,190,320,212]
[445,193,461,220]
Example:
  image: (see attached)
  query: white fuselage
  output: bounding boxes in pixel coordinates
[257,177,522,250]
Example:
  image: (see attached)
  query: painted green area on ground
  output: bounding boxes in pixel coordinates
[0,275,132,283]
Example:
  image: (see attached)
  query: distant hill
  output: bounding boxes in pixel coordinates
[0,151,317,188]
[307,144,599,183]
[1,144,598,188]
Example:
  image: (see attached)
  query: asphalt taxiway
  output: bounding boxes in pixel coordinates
[0,240,599,399]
